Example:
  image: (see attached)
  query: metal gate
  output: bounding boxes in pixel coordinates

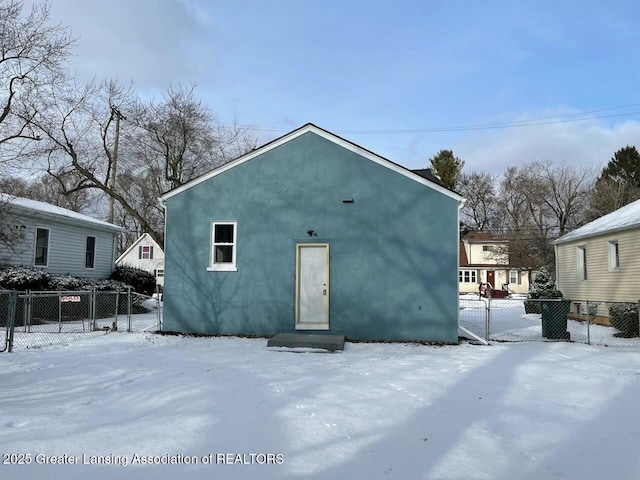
[0,290,17,353]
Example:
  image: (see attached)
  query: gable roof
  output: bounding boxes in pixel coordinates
[1,193,124,232]
[462,231,507,243]
[553,198,640,245]
[116,233,164,264]
[162,123,464,203]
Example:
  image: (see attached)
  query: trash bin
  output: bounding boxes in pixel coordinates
[541,299,571,340]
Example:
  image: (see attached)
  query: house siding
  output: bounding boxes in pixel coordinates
[116,234,165,286]
[0,215,117,279]
[459,236,528,295]
[555,229,640,303]
[163,131,460,342]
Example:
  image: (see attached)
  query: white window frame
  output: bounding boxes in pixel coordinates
[85,235,96,269]
[140,245,153,260]
[459,270,477,283]
[607,240,620,271]
[155,269,164,278]
[208,221,237,272]
[482,245,494,252]
[34,227,50,266]
[509,270,518,284]
[577,245,587,281]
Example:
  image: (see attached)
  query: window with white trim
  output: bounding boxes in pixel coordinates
[209,222,237,271]
[608,240,620,270]
[509,270,519,284]
[482,245,494,252]
[139,245,153,259]
[154,269,164,278]
[35,227,49,266]
[577,246,587,281]
[85,236,96,268]
[459,270,477,283]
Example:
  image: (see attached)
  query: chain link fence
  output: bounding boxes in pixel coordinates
[1,289,16,352]
[459,294,640,347]
[1,289,162,352]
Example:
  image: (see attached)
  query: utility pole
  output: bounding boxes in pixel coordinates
[107,105,126,224]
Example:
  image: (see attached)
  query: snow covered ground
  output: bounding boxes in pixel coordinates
[1,334,639,480]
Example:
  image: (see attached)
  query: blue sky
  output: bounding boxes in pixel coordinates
[37,0,640,174]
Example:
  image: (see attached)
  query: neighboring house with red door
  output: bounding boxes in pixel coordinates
[115,233,165,287]
[459,231,530,295]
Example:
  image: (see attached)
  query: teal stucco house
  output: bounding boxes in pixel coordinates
[161,124,464,343]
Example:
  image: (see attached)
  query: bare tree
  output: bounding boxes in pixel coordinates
[132,84,255,191]
[34,81,255,247]
[489,164,558,271]
[0,172,91,211]
[0,194,26,253]
[536,161,594,236]
[490,161,594,273]
[457,171,498,230]
[0,0,74,166]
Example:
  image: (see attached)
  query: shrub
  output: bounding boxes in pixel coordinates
[110,266,156,296]
[525,268,563,314]
[524,301,541,314]
[48,274,84,291]
[0,265,50,290]
[608,303,639,337]
[528,268,562,299]
[0,265,137,293]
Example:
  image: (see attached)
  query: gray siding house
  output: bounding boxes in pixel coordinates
[161,124,464,342]
[0,195,124,278]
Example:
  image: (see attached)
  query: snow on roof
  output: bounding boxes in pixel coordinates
[553,198,640,245]
[1,193,125,232]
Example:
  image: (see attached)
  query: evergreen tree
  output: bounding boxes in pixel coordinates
[528,268,561,299]
[590,146,640,218]
[429,150,465,189]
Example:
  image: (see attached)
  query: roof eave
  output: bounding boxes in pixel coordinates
[11,204,125,233]
[552,223,640,245]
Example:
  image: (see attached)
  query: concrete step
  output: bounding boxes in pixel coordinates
[267,333,345,352]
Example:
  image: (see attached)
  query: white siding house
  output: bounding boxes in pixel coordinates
[0,194,124,278]
[459,231,530,295]
[115,233,165,287]
[553,199,640,306]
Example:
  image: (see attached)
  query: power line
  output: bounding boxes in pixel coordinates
[225,103,640,135]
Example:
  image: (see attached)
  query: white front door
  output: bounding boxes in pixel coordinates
[296,244,329,330]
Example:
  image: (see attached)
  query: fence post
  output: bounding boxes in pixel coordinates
[156,284,161,331]
[25,290,31,333]
[486,297,491,341]
[7,291,17,353]
[114,288,120,328]
[586,300,591,345]
[127,287,132,333]
[91,288,96,330]
[58,292,62,333]
[85,290,90,332]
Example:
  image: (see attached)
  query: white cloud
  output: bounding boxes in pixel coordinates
[454,118,640,176]
[35,0,216,95]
